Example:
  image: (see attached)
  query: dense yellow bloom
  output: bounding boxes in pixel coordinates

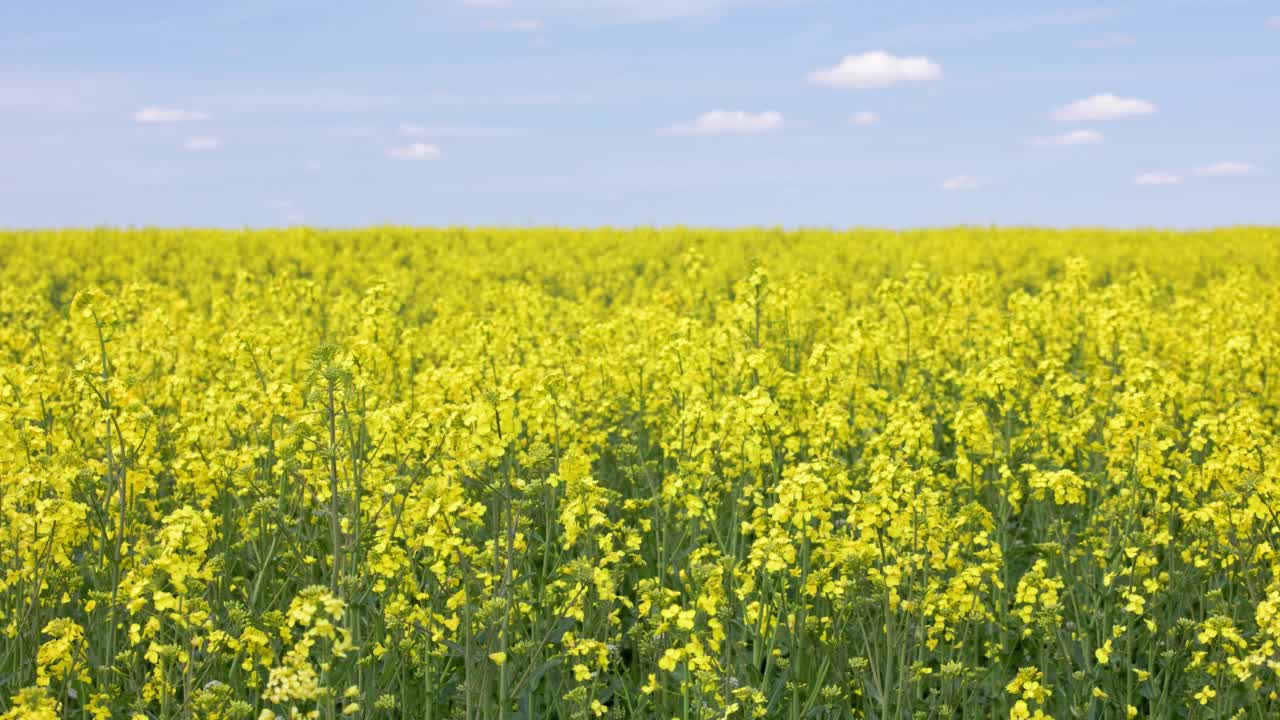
[35,619,87,687]
[2,227,1280,718]
[1007,667,1051,704]
[1,687,60,720]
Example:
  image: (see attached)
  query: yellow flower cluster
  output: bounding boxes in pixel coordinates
[1,226,1279,719]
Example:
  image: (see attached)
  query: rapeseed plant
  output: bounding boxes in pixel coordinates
[0,227,1278,718]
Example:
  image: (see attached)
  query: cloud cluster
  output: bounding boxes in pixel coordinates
[119,6,1258,202]
[808,51,942,89]
[1052,94,1157,122]
[661,110,784,136]
[1193,161,1256,177]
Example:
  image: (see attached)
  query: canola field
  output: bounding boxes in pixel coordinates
[3,227,1280,720]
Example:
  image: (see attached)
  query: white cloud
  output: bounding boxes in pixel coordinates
[850,111,879,126]
[1078,32,1136,49]
[1193,161,1257,176]
[660,110,783,136]
[941,175,986,191]
[183,137,220,151]
[1052,93,1157,121]
[135,106,209,123]
[399,123,525,138]
[387,142,442,160]
[1031,129,1104,146]
[1134,171,1182,185]
[809,51,942,89]
[1129,163,1256,185]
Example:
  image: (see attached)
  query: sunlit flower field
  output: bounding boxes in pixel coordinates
[2,227,1280,720]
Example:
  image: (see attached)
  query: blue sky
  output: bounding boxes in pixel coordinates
[2,1,1277,228]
